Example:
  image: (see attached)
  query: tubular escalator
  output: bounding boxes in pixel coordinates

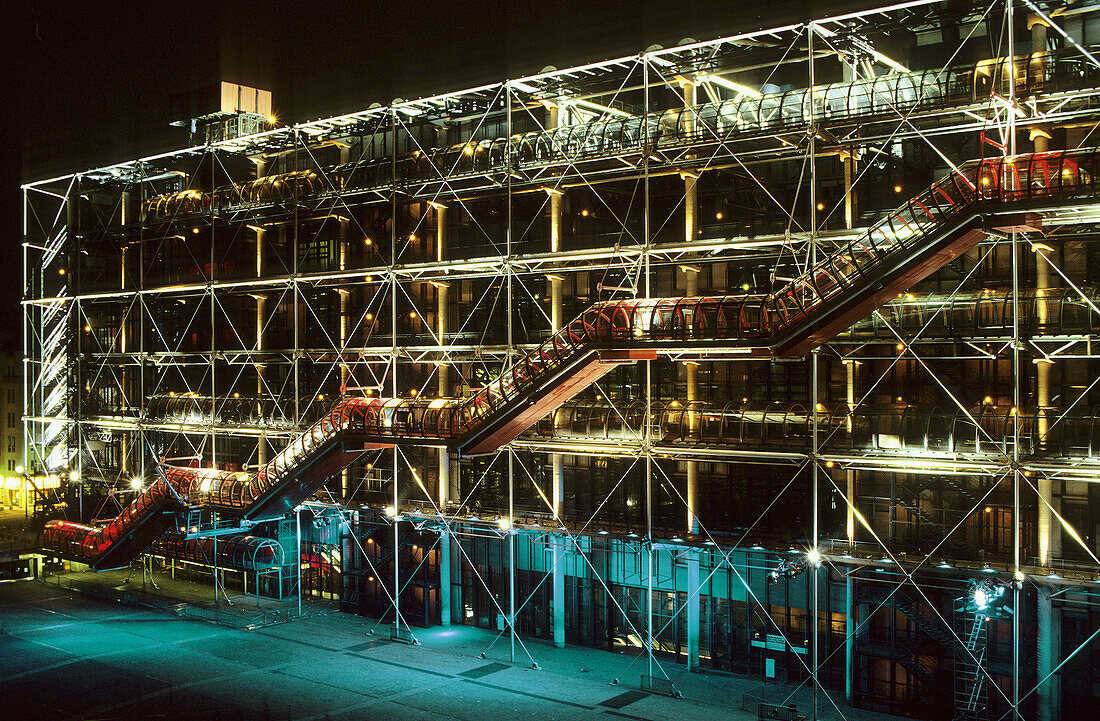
[43,148,1100,569]
[42,478,183,571]
[154,534,284,571]
[141,50,1099,222]
[532,400,1100,461]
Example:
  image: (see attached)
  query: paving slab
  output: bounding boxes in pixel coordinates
[179,630,308,668]
[276,652,454,698]
[102,644,257,685]
[3,658,173,715]
[0,578,904,721]
[0,633,76,677]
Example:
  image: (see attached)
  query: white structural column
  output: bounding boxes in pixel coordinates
[551,456,566,648]
[681,79,701,538]
[844,358,858,703]
[1031,122,1059,566]
[436,202,458,627]
[845,574,856,702]
[845,359,858,545]
[546,101,568,649]
[1037,586,1060,721]
[683,264,700,537]
[1029,16,1059,716]
[841,51,858,231]
[685,549,701,670]
[681,78,702,671]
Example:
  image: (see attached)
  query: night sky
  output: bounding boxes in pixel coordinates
[6,0,880,354]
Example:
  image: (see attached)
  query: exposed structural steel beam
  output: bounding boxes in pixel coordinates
[41,149,1100,567]
[24,4,1100,719]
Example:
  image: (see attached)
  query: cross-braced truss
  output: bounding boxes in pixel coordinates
[23,1,1100,719]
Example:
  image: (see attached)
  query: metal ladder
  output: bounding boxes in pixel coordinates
[954,614,988,721]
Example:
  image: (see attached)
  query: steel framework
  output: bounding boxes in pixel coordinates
[22,1,1100,718]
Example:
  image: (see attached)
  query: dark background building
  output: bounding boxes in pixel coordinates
[13,2,1100,720]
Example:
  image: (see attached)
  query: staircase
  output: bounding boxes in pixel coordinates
[894,486,939,528]
[860,584,962,652]
[42,149,1100,571]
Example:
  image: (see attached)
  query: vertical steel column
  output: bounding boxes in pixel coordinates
[845,360,858,546]
[547,99,567,649]
[436,200,454,627]
[390,108,403,633]
[68,175,82,505]
[552,451,566,648]
[682,285,699,533]
[1007,7,1023,719]
[841,51,857,231]
[685,548,701,670]
[338,146,351,500]
[845,353,858,702]
[808,24,820,721]
[643,55,655,684]
[296,507,303,616]
[508,451,516,663]
[138,165,147,484]
[293,133,302,431]
[1029,24,1058,713]
[21,181,28,499]
[1031,128,1056,565]
[505,85,516,663]
[119,190,130,476]
[845,574,855,702]
[682,134,702,668]
[254,156,268,470]
[1037,587,1059,721]
[213,527,219,605]
[210,147,218,470]
[680,79,702,670]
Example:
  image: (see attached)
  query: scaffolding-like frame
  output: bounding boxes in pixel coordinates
[22,1,1100,718]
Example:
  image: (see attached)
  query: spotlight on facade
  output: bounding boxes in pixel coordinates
[807,548,822,567]
[768,557,812,585]
[129,478,142,490]
[966,578,1012,618]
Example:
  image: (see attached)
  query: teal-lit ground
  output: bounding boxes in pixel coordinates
[0,576,901,721]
